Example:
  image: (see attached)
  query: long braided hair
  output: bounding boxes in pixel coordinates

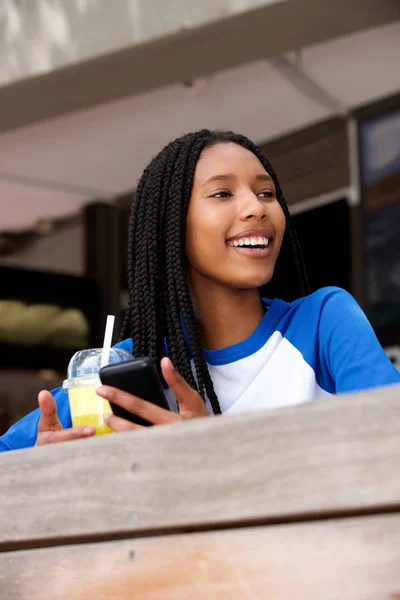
[120,130,309,414]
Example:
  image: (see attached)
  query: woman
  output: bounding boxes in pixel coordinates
[1,129,398,450]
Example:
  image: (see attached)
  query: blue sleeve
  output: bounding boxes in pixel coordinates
[0,338,134,453]
[0,387,72,453]
[318,288,400,394]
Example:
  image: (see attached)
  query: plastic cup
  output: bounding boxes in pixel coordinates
[63,348,132,436]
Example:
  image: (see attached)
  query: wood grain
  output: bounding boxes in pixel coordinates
[1,385,400,549]
[1,514,400,600]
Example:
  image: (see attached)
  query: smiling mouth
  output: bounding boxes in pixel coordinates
[226,236,273,260]
[227,235,271,249]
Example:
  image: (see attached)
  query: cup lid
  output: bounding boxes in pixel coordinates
[65,347,133,381]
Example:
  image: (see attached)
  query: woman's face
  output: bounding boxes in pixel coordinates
[186,142,286,291]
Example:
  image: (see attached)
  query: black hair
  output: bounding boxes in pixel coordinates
[120,129,309,414]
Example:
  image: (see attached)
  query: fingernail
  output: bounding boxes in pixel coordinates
[83,426,94,435]
[103,414,111,423]
[96,386,108,397]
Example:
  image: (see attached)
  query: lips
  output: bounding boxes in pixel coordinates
[228,235,270,248]
[228,244,273,259]
[226,230,274,259]
[226,228,274,246]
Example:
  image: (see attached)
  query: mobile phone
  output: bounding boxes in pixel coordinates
[99,357,170,427]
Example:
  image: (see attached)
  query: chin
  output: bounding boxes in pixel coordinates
[237,271,274,289]
[232,276,273,290]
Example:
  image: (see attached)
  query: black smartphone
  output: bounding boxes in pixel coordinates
[99,357,170,427]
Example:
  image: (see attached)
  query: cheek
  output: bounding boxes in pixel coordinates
[186,213,210,265]
[186,209,228,269]
[273,204,286,245]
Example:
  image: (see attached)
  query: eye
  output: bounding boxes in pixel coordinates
[209,189,233,198]
[257,190,275,198]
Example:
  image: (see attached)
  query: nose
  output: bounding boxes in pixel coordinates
[238,192,266,222]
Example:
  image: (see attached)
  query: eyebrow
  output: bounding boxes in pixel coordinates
[255,174,273,183]
[201,173,272,188]
[201,174,235,187]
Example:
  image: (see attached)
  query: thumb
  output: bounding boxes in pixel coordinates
[37,390,63,432]
[160,358,209,417]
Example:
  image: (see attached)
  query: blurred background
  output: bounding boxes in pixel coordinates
[0,0,399,433]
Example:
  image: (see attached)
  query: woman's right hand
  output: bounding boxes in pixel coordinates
[35,391,96,445]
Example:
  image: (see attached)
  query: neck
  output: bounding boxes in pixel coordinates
[189,277,266,351]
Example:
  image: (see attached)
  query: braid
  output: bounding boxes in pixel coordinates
[121,129,309,414]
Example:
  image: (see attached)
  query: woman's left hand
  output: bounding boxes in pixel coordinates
[97,357,209,431]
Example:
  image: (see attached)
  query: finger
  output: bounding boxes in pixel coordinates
[103,413,143,432]
[36,426,95,445]
[160,358,208,416]
[96,386,181,426]
[37,390,62,432]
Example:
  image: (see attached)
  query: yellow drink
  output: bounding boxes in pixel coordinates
[71,413,113,436]
[65,347,133,436]
[68,378,113,436]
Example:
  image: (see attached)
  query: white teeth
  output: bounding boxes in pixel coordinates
[229,236,271,247]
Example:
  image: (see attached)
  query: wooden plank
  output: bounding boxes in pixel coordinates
[1,514,400,599]
[1,385,400,549]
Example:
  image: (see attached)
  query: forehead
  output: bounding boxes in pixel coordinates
[194,142,267,181]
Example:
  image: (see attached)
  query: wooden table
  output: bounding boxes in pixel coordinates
[1,385,400,599]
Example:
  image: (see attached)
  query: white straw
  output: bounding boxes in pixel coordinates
[101,315,115,368]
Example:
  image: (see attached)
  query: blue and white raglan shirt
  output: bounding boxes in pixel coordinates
[1,287,399,452]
